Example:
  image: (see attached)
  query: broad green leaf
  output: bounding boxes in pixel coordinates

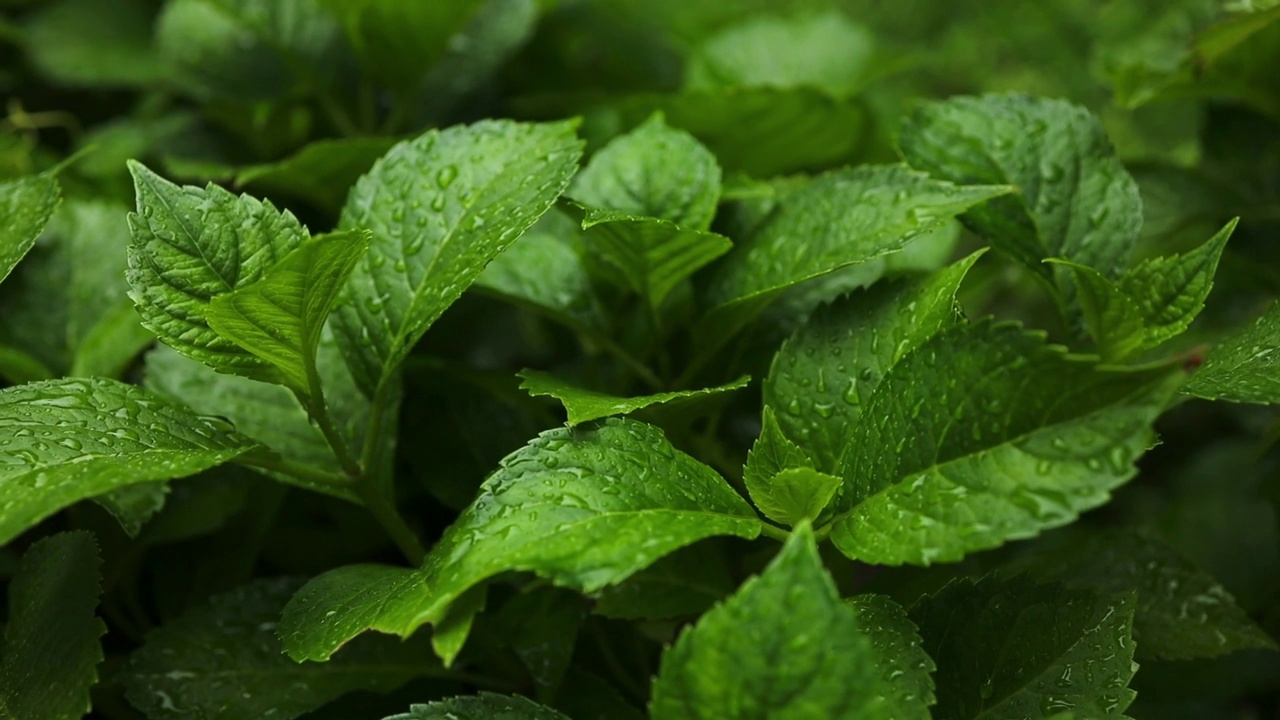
[911,574,1138,719]
[334,119,583,397]
[1050,220,1234,360]
[517,370,749,425]
[570,113,722,231]
[748,467,841,528]
[700,166,1008,350]
[281,419,761,662]
[899,94,1142,315]
[1185,301,1280,403]
[126,162,309,376]
[383,693,570,720]
[685,10,876,99]
[764,252,982,473]
[0,173,59,284]
[649,524,915,719]
[124,577,444,720]
[207,230,371,397]
[0,377,259,544]
[830,322,1183,566]
[21,0,164,87]
[847,594,936,718]
[593,541,735,620]
[0,532,104,720]
[235,137,398,211]
[1014,529,1276,661]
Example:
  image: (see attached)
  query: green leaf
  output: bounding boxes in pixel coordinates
[207,230,371,397]
[830,321,1184,566]
[382,693,571,720]
[0,532,104,720]
[846,594,936,718]
[0,346,53,385]
[570,113,722,231]
[743,406,815,489]
[124,577,443,720]
[1186,301,1280,403]
[1013,529,1277,661]
[0,377,260,545]
[700,166,1008,350]
[94,481,170,538]
[685,9,876,99]
[899,94,1142,316]
[281,419,761,662]
[126,161,309,377]
[517,370,749,425]
[764,252,983,473]
[68,302,156,379]
[1049,261,1148,362]
[334,119,583,397]
[494,587,586,689]
[649,524,917,719]
[0,173,59,285]
[911,574,1138,719]
[234,137,398,211]
[593,541,735,620]
[20,0,164,87]
[748,467,841,527]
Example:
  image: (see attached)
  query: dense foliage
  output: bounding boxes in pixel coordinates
[2,1,1280,718]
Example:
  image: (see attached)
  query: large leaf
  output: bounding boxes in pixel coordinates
[763,252,981,473]
[126,162,309,376]
[830,322,1183,566]
[124,577,444,720]
[280,419,761,662]
[899,94,1142,315]
[334,119,583,397]
[0,377,259,544]
[649,524,927,719]
[0,173,59,284]
[517,370,749,426]
[911,574,1138,719]
[1185,301,1280,403]
[207,230,371,398]
[0,532,104,720]
[382,693,570,720]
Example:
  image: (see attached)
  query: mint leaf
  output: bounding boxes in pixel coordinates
[334,119,583,396]
[570,113,721,231]
[899,94,1142,315]
[517,370,749,426]
[743,406,815,490]
[1049,261,1148,361]
[847,594,936,718]
[0,377,259,544]
[1186,301,1280,403]
[281,419,761,662]
[0,531,104,720]
[649,524,918,719]
[748,466,841,527]
[127,161,309,376]
[764,252,982,473]
[124,577,442,720]
[911,574,1138,719]
[830,322,1183,566]
[685,10,876,99]
[0,173,59,284]
[207,230,371,398]
[234,137,398,211]
[383,693,570,720]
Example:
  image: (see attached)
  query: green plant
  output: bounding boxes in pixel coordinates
[2,1,1280,718]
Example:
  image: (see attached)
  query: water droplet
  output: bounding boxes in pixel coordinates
[436,165,459,189]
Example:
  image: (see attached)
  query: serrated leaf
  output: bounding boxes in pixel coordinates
[748,467,841,527]
[124,577,442,720]
[911,574,1138,719]
[0,531,104,720]
[0,377,259,544]
[517,370,749,425]
[1049,261,1149,361]
[383,693,571,720]
[207,230,371,397]
[280,419,761,662]
[1185,301,1280,403]
[699,166,1008,351]
[0,173,59,284]
[830,322,1183,566]
[570,113,721,231]
[1013,529,1276,661]
[764,252,982,473]
[743,406,814,489]
[846,594,936,718]
[649,524,912,719]
[899,94,1142,317]
[334,119,583,397]
[126,161,309,376]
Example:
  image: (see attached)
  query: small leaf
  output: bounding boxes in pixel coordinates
[0,173,59,284]
[382,693,571,720]
[207,230,371,397]
[743,406,815,491]
[1048,260,1148,361]
[334,119,583,397]
[847,594,936,718]
[911,574,1138,719]
[1186,301,1280,403]
[0,531,104,720]
[517,370,749,425]
[0,377,259,544]
[748,466,841,527]
[649,524,917,719]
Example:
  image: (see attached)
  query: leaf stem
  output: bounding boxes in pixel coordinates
[359,482,426,565]
[358,375,426,565]
[236,450,353,490]
[759,523,791,542]
[304,391,362,479]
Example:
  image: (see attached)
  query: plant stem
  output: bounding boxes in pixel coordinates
[759,523,791,542]
[237,451,353,490]
[304,390,362,479]
[359,376,426,565]
[359,482,426,565]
